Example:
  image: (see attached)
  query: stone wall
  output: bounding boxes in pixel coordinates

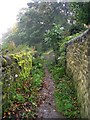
[66,29,90,119]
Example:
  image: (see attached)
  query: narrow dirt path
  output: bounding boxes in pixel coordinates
[36,68,64,119]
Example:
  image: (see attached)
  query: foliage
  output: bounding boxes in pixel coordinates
[48,32,82,118]
[69,23,86,35]
[1,1,89,119]
[58,32,81,68]
[11,52,32,80]
[1,42,32,56]
[43,25,80,64]
[2,2,89,52]
[2,41,16,54]
[49,65,81,118]
[2,2,70,50]
[31,56,44,88]
[44,24,64,47]
[2,50,44,119]
[2,51,32,113]
[44,24,65,63]
[70,2,90,25]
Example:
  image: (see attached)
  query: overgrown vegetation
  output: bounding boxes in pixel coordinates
[70,2,90,25]
[49,65,81,118]
[48,33,81,118]
[1,1,90,119]
[2,47,44,119]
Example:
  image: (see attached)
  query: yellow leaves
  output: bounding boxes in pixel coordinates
[32,102,37,107]
[3,94,6,99]
[4,112,6,117]
[24,108,31,112]
[8,112,10,115]
[2,53,44,119]
[10,51,33,80]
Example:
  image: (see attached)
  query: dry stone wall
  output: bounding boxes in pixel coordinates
[66,29,90,119]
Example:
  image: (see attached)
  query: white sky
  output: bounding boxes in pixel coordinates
[0,0,31,39]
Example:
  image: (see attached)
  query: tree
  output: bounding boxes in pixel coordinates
[2,2,71,50]
[69,23,86,35]
[44,24,65,63]
[71,2,90,25]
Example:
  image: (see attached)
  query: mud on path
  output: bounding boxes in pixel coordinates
[36,68,64,119]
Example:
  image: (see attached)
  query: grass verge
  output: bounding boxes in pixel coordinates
[49,65,81,118]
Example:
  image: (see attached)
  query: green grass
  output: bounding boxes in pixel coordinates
[50,65,81,118]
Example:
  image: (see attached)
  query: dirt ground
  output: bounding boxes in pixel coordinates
[36,68,65,119]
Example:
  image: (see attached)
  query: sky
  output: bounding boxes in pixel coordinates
[0,0,31,40]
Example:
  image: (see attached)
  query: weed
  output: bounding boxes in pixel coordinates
[50,65,81,118]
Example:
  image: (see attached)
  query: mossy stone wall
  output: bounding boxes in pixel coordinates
[66,29,90,119]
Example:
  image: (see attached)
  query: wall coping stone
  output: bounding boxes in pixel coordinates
[66,28,90,47]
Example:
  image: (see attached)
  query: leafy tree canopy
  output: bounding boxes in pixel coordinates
[2,2,70,49]
[71,2,90,25]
